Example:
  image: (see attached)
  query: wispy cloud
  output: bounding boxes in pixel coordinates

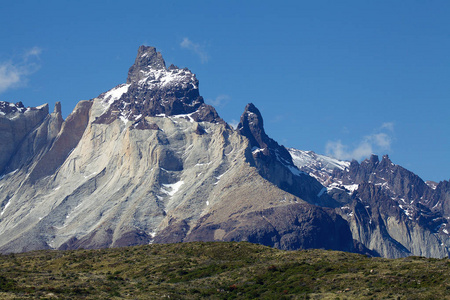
[24,47,42,61]
[0,47,42,94]
[326,123,394,161]
[381,122,394,132]
[180,38,209,63]
[0,63,21,93]
[207,94,230,107]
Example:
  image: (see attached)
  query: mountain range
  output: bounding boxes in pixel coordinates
[0,45,448,258]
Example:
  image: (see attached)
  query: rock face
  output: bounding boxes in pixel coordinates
[0,46,360,255]
[0,46,447,258]
[0,102,63,176]
[0,102,52,175]
[290,149,450,258]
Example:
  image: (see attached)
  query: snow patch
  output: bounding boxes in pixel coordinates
[343,184,359,193]
[102,84,130,105]
[287,165,304,176]
[83,172,97,179]
[273,149,305,176]
[215,170,229,180]
[0,199,11,216]
[399,204,414,220]
[170,112,196,122]
[252,147,265,155]
[0,168,18,181]
[138,68,197,90]
[161,181,184,196]
[148,231,157,244]
[119,115,128,124]
[289,148,350,171]
[426,181,438,190]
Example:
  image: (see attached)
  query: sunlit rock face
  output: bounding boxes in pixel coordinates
[0,46,356,255]
[0,45,448,259]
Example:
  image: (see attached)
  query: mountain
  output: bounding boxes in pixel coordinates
[0,45,448,258]
[290,149,450,258]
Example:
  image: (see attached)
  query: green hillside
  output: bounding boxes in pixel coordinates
[0,242,449,299]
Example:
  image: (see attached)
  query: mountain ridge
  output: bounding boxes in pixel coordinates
[0,45,448,258]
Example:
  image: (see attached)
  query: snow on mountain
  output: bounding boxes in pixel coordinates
[288,148,350,187]
[0,101,28,116]
[289,148,350,172]
[101,84,131,105]
[93,45,221,126]
[137,67,198,90]
[0,45,449,258]
[288,147,450,251]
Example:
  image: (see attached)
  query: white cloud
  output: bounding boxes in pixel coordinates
[381,122,394,132]
[326,123,394,161]
[207,94,230,107]
[326,140,352,160]
[180,38,209,63]
[0,47,42,94]
[0,62,21,93]
[351,141,374,161]
[371,132,391,149]
[24,46,42,60]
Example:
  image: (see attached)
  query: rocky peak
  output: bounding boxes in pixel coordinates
[237,103,268,152]
[95,45,223,125]
[379,154,392,165]
[366,154,379,168]
[53,101,62,115]
[48,102,64,139]
[376,154,395,172]
[127,46,166,83]
[236,103,296,168]
[0,101,27,116]
[235,103,336,207]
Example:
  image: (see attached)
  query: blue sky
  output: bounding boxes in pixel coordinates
[1,1,449,182]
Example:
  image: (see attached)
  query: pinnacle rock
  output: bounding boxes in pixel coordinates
[127,45,166,83]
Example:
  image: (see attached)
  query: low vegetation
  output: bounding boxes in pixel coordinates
[0,242,448,299]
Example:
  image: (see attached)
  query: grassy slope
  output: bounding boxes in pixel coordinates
[0,241,449,299]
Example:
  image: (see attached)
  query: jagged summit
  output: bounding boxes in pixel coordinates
[0,101,28,115]
[236,103,339,207]
[237,103,294,165]
[1,45,449,259]
[127,46,166,83]
[95,45,222,125]
[237,103,267,152]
